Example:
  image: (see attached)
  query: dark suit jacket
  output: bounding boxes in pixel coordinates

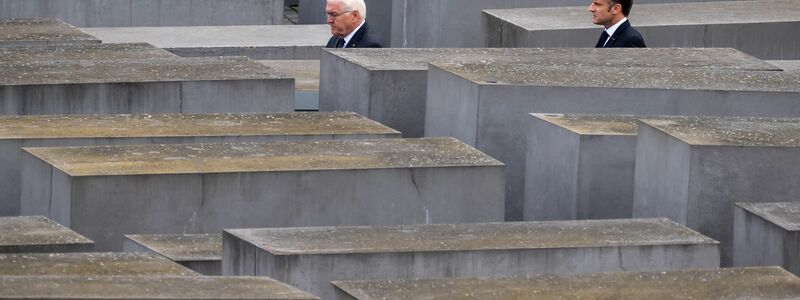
[326,22,382,48]
[596,20,646,48]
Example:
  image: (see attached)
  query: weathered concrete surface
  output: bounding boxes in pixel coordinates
[321,47,775,138]
[0,0,284,27]
[633,116,800,266]
[259,60,320,110]
[124,234,221,275]
[0,276,319,299]
[333,267,800,300]
[734,203,800,275]
[0,56,294,115]
[83,25,330,60]
[0,42,176,64]
[0,18,99,46]
[769,60,800,72]
[484,0,800,59]
[224,218,718,299]
[0,252,198,276]
[0,216,92,253]
[21,137,504,251]
[425,62,800,221]
[297,0,392,47]
[0,112,397,216]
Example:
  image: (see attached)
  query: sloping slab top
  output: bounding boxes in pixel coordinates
[259,60,320,92]
[126,234,221,262]
[83,25,330,48]
[0,252,197,276]
[0,216,92,253]
[737,202,800,231]
[0,18,99,45]
[0,42,175,64]
[640,116,800,147]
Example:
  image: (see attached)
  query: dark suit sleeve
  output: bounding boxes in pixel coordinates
[607,21,646,48]
[325,36,338,48]
[347,22,383,48]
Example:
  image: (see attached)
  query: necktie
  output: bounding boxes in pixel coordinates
[336,38,345,48]
[596,31,609,48]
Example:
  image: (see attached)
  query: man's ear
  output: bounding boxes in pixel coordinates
[612,3,622,15]
[351,10,361,21]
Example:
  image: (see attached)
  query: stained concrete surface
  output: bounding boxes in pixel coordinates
[0,216,92,253]
[125,234,221,275]
[734,203,800,275]
[0,42,175,63]
[769,60,800,72]
[258,60,320,110]
[0,18,99,45]
[0,252,198,276]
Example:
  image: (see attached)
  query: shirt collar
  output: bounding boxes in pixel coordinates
[342,20,366,47]
[605,17,628,37]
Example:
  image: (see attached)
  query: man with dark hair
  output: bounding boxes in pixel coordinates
[589,0,645,47]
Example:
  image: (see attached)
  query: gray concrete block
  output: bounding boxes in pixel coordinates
[633,116,800,266]
[0,216,92,253]
[224,218,719,300]
[21,137,504,251]
[734,203,800,276]
[124,234,222,275]
[321,47,775,138]
[0,0,284,27]
[0,252,198,276]
[0,112,397,216]
[332,267,800,300]
[82,25,330,60]
[0,42,176,64]
[258,60,320,110]
[484,0,800,59]
[0,18,99,46]
[0,276,318,299]
[769,60,800,72]
[425,62,800,221]
[0,56,294,115]
[297,0,391,47]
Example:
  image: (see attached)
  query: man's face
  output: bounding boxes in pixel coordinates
[326,1,360,37]
[588,0,618,27]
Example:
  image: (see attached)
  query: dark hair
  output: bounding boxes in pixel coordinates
[609,0,632,16]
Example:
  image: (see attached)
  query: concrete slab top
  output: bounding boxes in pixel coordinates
[258,60,320,92]
[533,113,641,136]
[327,48,779,71]
[639,116,800,147]
[0,252,197,276]
[769,60,800,72]
[0,42,175,64]
[0,276,319,299]
[332,267,800,300]
[0,56,285,86]
[23,137,502,177]
[0,216,92,250]
[0,112,399,140]
[82,25,331,48]
[0,18,99,45]
[224,218,716,255]
[736,202,800,231]
[126,234,221,262]
[432,62,800,92]
[483,0,800,30]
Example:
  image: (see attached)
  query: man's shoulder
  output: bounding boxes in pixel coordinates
[617,21,646,47]
[353,22,382,48]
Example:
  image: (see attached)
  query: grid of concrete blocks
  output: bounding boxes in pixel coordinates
[2,0,800,298]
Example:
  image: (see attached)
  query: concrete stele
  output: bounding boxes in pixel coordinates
[258,60,320,110]
[0,18,99,46]
[633,116,800,266]
[333,267,800,300]
[0,42,176,64]
[734,203,800,276]
[0,252,198,276]
[21,137,504,251]
[224,218,719,299]
[124,234,222,275]
[0,216,92,253]
[82,25,331,60]
[425,62,800,221]
[483,0,800,59]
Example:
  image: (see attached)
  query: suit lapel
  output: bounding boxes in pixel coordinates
[605,20,630,47]
[346,22,368,48]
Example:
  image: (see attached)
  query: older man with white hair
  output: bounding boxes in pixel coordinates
[324,0,381,48]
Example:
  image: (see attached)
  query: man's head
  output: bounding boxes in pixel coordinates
[326,0,366,37]
[588,0,632,28]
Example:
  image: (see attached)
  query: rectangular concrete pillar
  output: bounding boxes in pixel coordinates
[0,18,99,46]
[0,112,398,216]
[0,276,318,299]
[333,267,800,300]
[633,117,800,266]
[425,62,800,221]
[321,47,775,138]
[258,60,320,110]
[0,252,198,276]
[0,42,176,63]
[125,234,222,275]
[82,25,330,60]
[734,202,800,276]
[224,218,718,299]
[21,137,504,251]
[0,216,92,253]
[483,0,800,59]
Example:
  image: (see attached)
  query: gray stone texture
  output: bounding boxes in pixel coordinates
[0,216,92,253]
[321,47,775,138]
[258,60,320,110]
[0,42,176,64]
[734,203,800,276]
[769,60,800,72]
[633,117,800,266]
[124,234,222,275]
[484,0,800,59]
[82,25,330,60]
[224,219,719,300]
[0,18,99,46]
[0,252,198,276]
[0,56,295,115]
[0,0,284,27]
[0,112,397,216]
[21,137,504,251]
[332,267,800,300]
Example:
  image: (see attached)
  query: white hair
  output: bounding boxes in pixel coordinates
[329,0,367,19]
